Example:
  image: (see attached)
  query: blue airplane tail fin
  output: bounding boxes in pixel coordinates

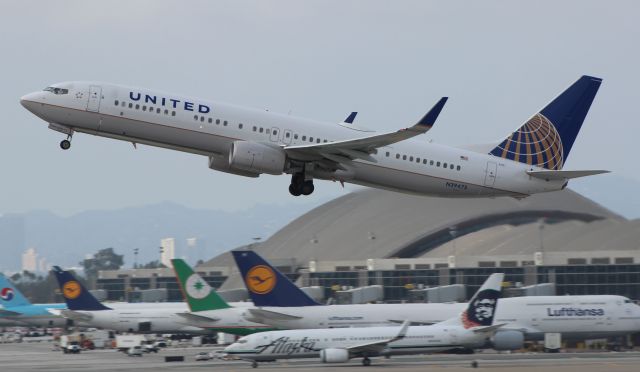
[489,75,602,170]
[0,274,31,308]
[51,266,110,311]
[231,250,320,307]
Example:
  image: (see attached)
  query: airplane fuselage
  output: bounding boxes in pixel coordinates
[20,82,566,197]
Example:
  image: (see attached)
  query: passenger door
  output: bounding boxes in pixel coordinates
[87,85,102,112]
[484,161,497,187]
[270,127,280,143]
[283,129,293,145]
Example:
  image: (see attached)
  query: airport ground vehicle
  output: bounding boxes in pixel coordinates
[127,346,143,357]
[195,351,213,361]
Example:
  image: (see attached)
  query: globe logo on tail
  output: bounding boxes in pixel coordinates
[246,265,276,295]
[0,288,14,301]
[62,280,81,300]
[185,274,211,299]
[491,113,564,170]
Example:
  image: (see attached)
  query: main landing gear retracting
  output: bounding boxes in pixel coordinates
[288,172,314,196]
[59,135,72,150]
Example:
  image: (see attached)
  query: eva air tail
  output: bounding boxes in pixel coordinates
[0,274,32,308]
[490,76,602,171]
[171,259,231,312]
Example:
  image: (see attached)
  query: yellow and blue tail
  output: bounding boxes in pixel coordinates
[52,266,111,311]
[489,75,602,170]
[231,250,320,307]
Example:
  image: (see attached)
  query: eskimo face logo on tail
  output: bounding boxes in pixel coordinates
[185,274,211,299]
[0,288,14,301]
[246,265,276,295]
[62,281,81,300]
[490,113,564,170]
[461,289,500,329]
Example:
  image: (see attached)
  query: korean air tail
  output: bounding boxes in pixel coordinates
[231,250,320,307]
[490,75,602,170]
[0,274,31,308]
[51,266,110,311]
[442,273,503,329]
[171,259,231,312]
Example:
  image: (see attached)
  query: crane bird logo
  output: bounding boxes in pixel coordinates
[246,265,276,295]
[62,280,82,300]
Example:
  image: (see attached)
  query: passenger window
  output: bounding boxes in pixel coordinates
[142,106,147,111]
[128,103,133,108]
[293,133,297,139]
[409,156,414,161]
[114,100,119,106]
[385,152,390,157]
[171,111,176,116]
[437,161,441,167]
[302,136,307,141]
[273,130,278,135]
[224,120,228,126]
[208,118,212,123]
[121,101,126,107]
[286,132,291,138]
[194,115,198,120]
[260,127,264,133]
[443,163,447,168]
[316,138,320,143]
[239,123,243,129]
[430,160,434,165]
[324,139,328,143]
[266,129,270,134]
[423,159,427,164]
[200,116,204,121]
[253,126,257,132]
[416,158,420,163]
[156,108,161,113]
[135,104,140,110]
[450,164,454,169]
[457,165,461,171]
[309,137,314,142]
[396,154,400,159]
[216,119,220,125]
[402,155,407,160]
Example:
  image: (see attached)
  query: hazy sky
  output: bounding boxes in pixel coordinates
[2,0,638,216]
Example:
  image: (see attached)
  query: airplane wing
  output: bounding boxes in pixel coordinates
[284,98,448,166]
[0,309,23,317]
[526,169,609,181]
[347,320,410,355]
[388,319,436,326]
[59,309,93,322]
[176,312,220,325]
[247,308,303,321]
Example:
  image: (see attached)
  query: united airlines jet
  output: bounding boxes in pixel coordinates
[21,76,607,197]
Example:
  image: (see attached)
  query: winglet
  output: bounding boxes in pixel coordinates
[343,112,358,124]
[416,97,448,128]
[396,320,410,340]
[51,266,111,311]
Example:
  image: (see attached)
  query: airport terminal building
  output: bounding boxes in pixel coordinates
[97,189,640,303]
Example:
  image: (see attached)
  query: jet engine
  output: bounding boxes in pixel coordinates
[491,330,525,350]
[319,348,350,363]
[228,141,286,175]
[208,154,259,178]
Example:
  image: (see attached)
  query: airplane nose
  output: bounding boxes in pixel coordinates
[20,92,42,112]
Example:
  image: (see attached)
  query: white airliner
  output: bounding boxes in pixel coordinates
[229,251,640,348]
[224,273,505,367]
[20,76,607,197]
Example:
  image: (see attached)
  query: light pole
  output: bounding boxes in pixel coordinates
[133,248,139,268]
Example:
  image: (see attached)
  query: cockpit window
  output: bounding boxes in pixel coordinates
[237,339,248,344]
[43,87,69,95]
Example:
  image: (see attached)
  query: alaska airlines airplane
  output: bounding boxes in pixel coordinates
[230,251,640,344]
[224,273,504,367]
[0,274,68,327]
[20,76,607,197]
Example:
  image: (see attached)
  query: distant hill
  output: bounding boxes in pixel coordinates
[0,200,327,271]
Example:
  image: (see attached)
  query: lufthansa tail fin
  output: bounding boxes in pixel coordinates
[490,76,602,170]
[0,274,31,308]
[441,273,503,328]
[231,250,320,307]
[171,259,231,312]
[51,266,110,311]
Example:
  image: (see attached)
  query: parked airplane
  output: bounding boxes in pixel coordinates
[0,274,68,327]
[232,250,640,343]
[50,267,208,334]
[224,273,505,367]
[21,76,607,197]
[171,258,275,335]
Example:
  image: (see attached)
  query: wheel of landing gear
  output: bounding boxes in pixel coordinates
[289,184,302,196]
[301,181,314,196]
[60,139,71,150]
[362,358,371,366]
[251,360,258,368]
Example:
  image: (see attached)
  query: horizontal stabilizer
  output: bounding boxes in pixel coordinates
[471,323,506,334]
[59,310,93,322]
[526,169,609,181]
[176,312,220,324]
[0,309,22,317]
[248,308,303,321]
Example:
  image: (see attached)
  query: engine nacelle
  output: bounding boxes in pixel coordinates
[319,348,349,363]
[491,330,525,351]
[229,141,286,175]
[208,155,260,178]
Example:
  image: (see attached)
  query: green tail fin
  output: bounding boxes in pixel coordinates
[171,259,231,312]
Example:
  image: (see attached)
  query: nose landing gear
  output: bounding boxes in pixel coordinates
[289,172,314,196]
[59,134,72,150]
